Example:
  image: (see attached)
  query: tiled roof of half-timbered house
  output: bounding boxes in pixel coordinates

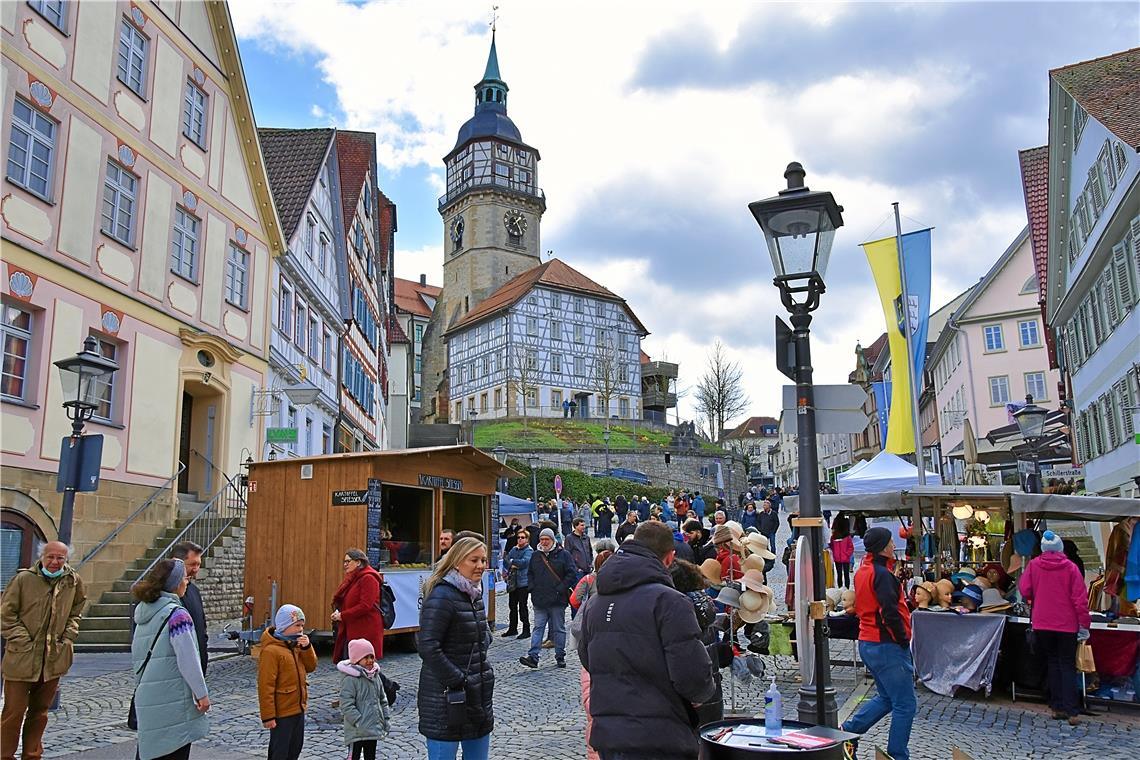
[1051,47,1140,149]
[257,128,335,240]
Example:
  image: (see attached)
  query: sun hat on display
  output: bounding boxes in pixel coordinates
[743,533,777,561]
[700,558,724,586]
[714,585,743,609]
[740,569,767,593]
[978,587,1013,613]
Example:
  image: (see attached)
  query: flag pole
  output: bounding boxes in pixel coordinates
[893,202,927,486]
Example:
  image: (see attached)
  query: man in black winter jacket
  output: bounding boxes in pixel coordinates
[578,521,717,760]
[520,529,576,669]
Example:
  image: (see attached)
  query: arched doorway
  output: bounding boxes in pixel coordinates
[1,509,46,591]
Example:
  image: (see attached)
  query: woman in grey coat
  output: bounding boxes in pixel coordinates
[338,638,390,760]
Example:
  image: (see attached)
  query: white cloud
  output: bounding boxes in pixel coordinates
[310,104,327,119]
[393,243,444,287]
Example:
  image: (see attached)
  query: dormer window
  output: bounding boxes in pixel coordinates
[498,144,511,158]
[517,150,528,163]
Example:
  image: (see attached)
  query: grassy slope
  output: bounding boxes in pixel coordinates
[473,419,720,451]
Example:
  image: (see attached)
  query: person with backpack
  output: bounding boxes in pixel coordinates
[338,638,391,760]
[332,548,384,661]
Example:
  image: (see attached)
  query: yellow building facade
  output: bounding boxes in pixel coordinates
[1,0,283,596]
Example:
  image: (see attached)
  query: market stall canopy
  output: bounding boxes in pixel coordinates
[787,485,1019,515]
[1010,492,1140,521]
[497,491,538,515]
[837,450,942,494]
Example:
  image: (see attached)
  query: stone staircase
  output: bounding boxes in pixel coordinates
[75,506,242,653]
[1048,520,1101,574]
[408,423,462,448]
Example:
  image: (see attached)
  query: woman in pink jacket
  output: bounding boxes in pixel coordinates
[1018,530,1090,725]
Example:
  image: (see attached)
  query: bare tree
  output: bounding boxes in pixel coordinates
[694,340,749,442]
[508,343,542,429]
[592,331,622,426]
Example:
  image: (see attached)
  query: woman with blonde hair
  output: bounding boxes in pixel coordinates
[416,537,493,759]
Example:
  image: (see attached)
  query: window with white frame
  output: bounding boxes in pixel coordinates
[596,301,606,318]
[28,0,66,30]
[575,297,583,313]
[551,320,561,341]
[414,324,424,344]
[101,161,137,245]
[527,317,538,336]
[574,355,585,375]
[322,423,333,454]
[295,300,307,352]
[6,98,56,201]
[989,375,1010,405]
[526,351,537,371]
[322,327,333,373]
[574,324,584,343]
[308,315,319,361]
[89,335,120,422]
[318,233,328,272]
[278,280,292,338]
[1018,319,1040,347]
[1025,371,1048,401]
[480,392,488,412]
[982,325,1004,352]
[305,216,315,258]
[525,387,538,407]
[619,364,629,383]
[552,292,561,310]
[170,207,199,281]
[551,353,561,374]
[482,355,491,377]
[552,389,562,408]
[117,19,148,96]
[182,81,208,147]
[224,244,249,309]
[619,397,630,418]
[2,304,34,402]
[494,387,502,409]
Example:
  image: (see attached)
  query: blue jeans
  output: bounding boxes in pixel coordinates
[528,605,567,660]
[842,641,916,760]
[425,734,490,760]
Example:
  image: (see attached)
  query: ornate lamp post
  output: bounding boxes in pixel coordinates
[53,336,120,545]
[603,428,611,474]
[1013,395,1048,493]
[528,455,540,514]
[468,407,478,445]
[750,161,844,727]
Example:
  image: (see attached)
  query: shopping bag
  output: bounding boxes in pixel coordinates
[1076,642,1096,673]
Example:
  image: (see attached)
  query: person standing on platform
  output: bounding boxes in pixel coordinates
[841,527,915,760]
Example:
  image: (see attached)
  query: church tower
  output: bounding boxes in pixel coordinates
[420,31,546,421]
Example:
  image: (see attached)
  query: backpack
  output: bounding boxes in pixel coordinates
[378,670,399,706]
[375,580,396,629]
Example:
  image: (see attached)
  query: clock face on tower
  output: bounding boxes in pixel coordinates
[503,210,528,237]
[450,215,464,244]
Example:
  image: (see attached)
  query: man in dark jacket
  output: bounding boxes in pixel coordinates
[841,527,915,760]
[520,529,576,669]
[682,519,715,563]
[757,501,781,562]
[171,541,208,673]
[614,495,628,521]
[564,518,594,582]
[578,521,716,760]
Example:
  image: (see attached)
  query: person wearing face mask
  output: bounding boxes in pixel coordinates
[258,604,317,760]
[1,541,86,760]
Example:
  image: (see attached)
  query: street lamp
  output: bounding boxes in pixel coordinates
[528,455,540,516]
[53,336,119,545]
[1014,394,1048,493]
[603,428,611,475]
[492,445,508,496]
[468,407,478,446]
[750,161,844,728]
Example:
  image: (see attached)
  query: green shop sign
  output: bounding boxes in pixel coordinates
[266,427,298,443]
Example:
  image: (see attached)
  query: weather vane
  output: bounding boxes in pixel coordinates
[490,5,498,32]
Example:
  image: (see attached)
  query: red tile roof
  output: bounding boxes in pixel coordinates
[640,349,651,364]
[1018,146,1049,303]
[444,258,649,336]
[723,416,780,440]
[257,128,334,240]
[387,313,409,344]
[1051,47,1140,149]
[335,131,376,229]
[394,277,441,318]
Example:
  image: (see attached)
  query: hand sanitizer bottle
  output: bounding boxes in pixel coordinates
[765,676,782,736]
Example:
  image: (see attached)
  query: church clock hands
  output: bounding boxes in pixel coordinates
[503,210,528,237]
[450,216,465,244]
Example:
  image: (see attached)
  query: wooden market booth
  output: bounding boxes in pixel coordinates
[243,445,518,636]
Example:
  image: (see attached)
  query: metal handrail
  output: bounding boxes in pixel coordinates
[76,462,185,569]
[135,476,247,582]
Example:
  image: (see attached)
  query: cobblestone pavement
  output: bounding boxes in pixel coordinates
[28,515,1140,758]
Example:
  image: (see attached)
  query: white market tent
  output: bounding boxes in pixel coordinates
[837,451,942,494]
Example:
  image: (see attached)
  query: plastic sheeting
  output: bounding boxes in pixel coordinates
[911,611,1007,696]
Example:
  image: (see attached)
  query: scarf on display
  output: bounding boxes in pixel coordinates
[445,570,482,602]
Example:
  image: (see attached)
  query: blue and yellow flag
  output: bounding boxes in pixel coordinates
[861,230,932,454]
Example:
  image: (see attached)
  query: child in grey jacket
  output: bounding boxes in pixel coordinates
[338,638,390,760]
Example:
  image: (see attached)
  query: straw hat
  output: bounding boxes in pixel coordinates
[972,576,992,591]
[738,588,773,622]
[978,587,1012,613]
[825,588,844,611]
[740,569,767,593]
[742,533,777,561]
[742,554,767,573]
[724,520,745,541]
[714,585,743,609]
[711,525,742,551]
[699,558,723,587]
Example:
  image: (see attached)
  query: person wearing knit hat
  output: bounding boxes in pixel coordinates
[841,525,916,760]
[1019,529,1090,725]
[337,639,390,760]
[259,601,317,760]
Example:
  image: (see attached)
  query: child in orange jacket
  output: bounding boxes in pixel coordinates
[258,604,318,760]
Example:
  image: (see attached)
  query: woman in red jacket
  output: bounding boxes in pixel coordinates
[332,548,384,661]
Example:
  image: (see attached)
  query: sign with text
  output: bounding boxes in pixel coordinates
[1041,466,1084,479]
[266,427,298,443]
[366,478,383,565]
[332,489,369,506]
[57,434,103,493]
[418,474,463,490]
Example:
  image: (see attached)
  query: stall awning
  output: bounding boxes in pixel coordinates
[497,492,537,515]
[1010,492,1140,521]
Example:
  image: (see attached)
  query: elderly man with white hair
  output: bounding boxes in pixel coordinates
[1,541,86,760]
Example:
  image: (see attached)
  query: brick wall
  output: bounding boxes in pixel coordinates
[196,524,247,626]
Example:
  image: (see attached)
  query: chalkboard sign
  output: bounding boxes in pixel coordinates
[332,490,369,506]
[366,478,383,565]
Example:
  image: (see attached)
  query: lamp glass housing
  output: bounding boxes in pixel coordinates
[1013,397,1048,441]
[491,446,508,465]
[54,337,119,409]
[528,455,539,471]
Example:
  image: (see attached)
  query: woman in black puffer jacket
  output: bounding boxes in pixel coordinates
[670,559,728,726]
[417,537,494,759]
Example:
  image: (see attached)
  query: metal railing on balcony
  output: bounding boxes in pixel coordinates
[641,361,679,378]
[75,462,185,570]
[438,179,545,210]
[136,472,247,582]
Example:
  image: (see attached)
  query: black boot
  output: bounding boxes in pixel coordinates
[517,628,530,639]
[501,629,518,637]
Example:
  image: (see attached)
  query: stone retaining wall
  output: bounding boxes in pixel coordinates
[519,448,745,500]
[196,524,246,625]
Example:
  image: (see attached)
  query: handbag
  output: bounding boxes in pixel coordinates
[1076,641,1096,673]
[126,607,178,730]
[374,581,396,629]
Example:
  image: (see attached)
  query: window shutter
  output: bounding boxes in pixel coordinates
[1114,142,1129,177]
[1074,411,1087,464]
[1098,141,1116,193]
[1090,404,1103,458]
[1089,292,1104,344]
[1115,241,1136,309]
[1087,169,1105,218]
[1117,379,1135,438]
[1103,269,1120,327]
[1104,395,1120,450]
[1131,216,1140,298]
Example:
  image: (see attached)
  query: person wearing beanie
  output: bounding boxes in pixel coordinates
[1019,530,1090,725]
[258,603,317,760]
[841,527,916,760]
[520,527,576,669]
[337,638,390,760]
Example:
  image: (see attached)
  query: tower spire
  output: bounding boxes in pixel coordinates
[483,29,501,82]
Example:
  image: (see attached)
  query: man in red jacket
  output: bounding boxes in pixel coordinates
[840,527,915,760]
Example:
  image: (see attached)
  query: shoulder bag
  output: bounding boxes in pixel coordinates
[126,607,178,731]
[538,552,570,603]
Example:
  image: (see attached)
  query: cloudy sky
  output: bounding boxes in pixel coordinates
[231,0,1137,430]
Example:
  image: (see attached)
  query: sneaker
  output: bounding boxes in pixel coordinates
[1067,715,1080,726]
[517,631,530,639]
[519,655,538,669]
[501,630,518,638]
[541,639,554,649]
[556,659,567,668]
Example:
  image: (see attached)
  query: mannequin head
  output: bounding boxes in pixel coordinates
[935,579,955,608]
[914,582,936,609]
[841,590,856,615]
